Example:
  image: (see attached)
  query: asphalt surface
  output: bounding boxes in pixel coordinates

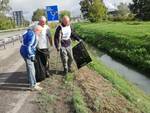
[0,39,39,113]
[0,30,25,39]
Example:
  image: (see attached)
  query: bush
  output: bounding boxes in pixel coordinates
[0,15,15,30]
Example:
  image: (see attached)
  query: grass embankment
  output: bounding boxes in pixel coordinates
[88,52,150,113]
[74,22,150,74]
[37,74,89,113]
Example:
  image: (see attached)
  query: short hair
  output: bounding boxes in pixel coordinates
[40,16,47,22]
[34,25,43,33]
[62,15,70,21]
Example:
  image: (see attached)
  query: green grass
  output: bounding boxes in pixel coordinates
[72,87,89,113]
[37,90,57,113]
[64,73,89,113]
[87,53,150,113]
[74,22,150,74]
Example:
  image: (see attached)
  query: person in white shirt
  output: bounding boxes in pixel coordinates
[35,16,53,82]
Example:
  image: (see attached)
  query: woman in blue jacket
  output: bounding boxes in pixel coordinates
[20,26,42,90]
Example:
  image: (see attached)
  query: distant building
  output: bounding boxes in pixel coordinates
[13,11,24,26]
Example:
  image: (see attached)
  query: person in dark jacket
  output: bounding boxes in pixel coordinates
[20,25,43,90]
[54,16,81,75]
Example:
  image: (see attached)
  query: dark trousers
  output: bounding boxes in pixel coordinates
[35,49,50,82]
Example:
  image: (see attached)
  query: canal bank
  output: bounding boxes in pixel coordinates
[86,47,150,113]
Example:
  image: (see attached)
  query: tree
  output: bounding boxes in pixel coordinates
[89,0,107,22]
[32,9,45,21]
[80,0,91,19]
[0,0,15,30]
[117,3,130,16]
[0,0,11,13]
[80,0,107,22]
[129,0,150,20]
[59,10,71,20]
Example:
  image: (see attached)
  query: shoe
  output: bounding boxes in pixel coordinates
[46,71,50,77]
[34,84,43,91]
[36,82,41,86]
[63,68,68,76]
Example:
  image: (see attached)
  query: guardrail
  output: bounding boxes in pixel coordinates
[0,34,22,49]
[0,27,27,33]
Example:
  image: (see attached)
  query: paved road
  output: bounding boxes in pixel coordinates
[0,41,40,113]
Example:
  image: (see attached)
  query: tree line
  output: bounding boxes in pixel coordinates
[80,0,150,22]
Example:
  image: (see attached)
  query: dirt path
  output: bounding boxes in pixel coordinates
[37,49,75,113]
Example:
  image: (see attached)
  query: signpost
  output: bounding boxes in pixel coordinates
[46,5,59,21]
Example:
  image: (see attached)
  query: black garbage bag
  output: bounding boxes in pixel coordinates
[73,41,92,69]
[34,49,47,82]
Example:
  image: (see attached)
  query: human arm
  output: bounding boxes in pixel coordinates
[54,25,62,51]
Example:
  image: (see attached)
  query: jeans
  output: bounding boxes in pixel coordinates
[25,59,36,87]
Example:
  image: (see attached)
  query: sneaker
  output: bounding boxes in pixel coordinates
[34,85,43,91]
[36,82,41,86]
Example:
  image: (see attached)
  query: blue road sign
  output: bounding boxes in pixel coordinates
[46,5,59,21]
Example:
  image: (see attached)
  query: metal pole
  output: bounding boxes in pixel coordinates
[12,37,15,46]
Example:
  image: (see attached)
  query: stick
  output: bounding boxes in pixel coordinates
[56,51,59,74]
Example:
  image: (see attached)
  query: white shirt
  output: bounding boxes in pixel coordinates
[37,25,51,49]
[61,25,71,40]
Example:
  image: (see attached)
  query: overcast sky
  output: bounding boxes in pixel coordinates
[9,0,132,21]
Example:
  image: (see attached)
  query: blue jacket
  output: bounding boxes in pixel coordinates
[20,29,37,60]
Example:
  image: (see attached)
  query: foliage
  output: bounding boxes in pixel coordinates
[129,0,150,20]
[117,3,130,17]
[0,0,11,13]
[88,0,107,22]
[80,0,90,19]
[108,3,135,21]
[0,14,15,30]
[32,8,45,21]
[80,0,107,22]
[74,22,150,74]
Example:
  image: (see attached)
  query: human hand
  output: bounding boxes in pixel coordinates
[57,48,60,52]
[31,56,36,62]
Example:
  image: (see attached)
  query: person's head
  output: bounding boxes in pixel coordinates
[39,16,47,27]
[34,25,43,37]
[62,16,70,26]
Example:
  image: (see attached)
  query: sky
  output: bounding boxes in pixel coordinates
[9,0,132,21]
